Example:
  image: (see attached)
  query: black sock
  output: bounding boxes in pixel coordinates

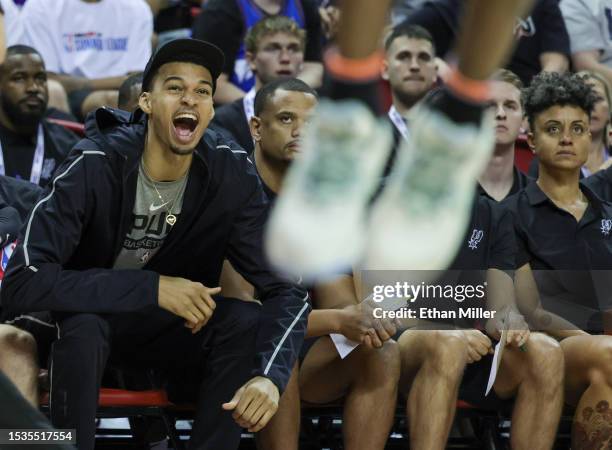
[423,86,485,125]
[322,73,383,116]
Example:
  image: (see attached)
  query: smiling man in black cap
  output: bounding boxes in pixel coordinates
[1,38,310,450]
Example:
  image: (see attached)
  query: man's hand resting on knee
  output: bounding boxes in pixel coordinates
[158,275,219,333]
[222,376,280,432]
[461,329,493,363]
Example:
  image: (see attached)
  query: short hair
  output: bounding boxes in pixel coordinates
[118,72,143,110]
[384,24,435,54]
[492,68,524,107]
[245,16,306,54]
[492,69,524,91]
[254,77,317,116]
[523,72,597,131]
[5,45,42,60]
[1,45,45,77]
[578,70,612,112]
[577,70,612,145]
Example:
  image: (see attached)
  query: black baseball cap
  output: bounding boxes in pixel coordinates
[141,38,225,93]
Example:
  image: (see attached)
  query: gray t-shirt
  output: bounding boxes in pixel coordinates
[561,0,612,67]
[113,163,188,269]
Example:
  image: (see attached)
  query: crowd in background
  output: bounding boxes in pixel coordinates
[1,1,612,449]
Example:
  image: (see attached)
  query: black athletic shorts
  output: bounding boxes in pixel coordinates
[393,329,514,411]
[459,354,514,412]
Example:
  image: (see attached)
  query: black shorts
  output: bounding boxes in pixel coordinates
[299,336,320,364]
[458,354,514,412]
[4,311,57,368]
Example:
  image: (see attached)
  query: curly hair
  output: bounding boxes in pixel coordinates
[523,72,597,131]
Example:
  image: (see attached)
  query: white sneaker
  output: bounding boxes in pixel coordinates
[363,104,495,271]
[265,99,392,281]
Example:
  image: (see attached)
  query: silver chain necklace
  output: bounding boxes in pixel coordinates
[141,159,187,226]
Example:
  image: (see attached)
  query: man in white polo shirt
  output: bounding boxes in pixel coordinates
[21,0,153,119]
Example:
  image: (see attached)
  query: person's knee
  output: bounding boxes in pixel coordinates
[587,337,612,387]
[0,325,37,357]
[381,339,402,384]
[358,340,401,384]
[525,333,564,379]
[425,331,468,376]
[57,313,110,344]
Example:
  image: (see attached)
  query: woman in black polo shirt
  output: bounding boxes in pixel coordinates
[508,72,612,449]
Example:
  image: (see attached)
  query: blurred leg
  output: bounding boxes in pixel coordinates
[456,0,535,80]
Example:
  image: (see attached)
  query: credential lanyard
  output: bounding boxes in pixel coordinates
[0,124,45,184]
[388,105,409,140]
[243,87,256,124]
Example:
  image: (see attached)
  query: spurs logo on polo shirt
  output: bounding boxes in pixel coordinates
[601,219,612,236]
[468,229,484,250]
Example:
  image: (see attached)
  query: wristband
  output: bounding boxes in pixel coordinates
[445,69,492,104]
[324,47,384,83]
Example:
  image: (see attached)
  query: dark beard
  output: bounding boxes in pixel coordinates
[1,96,44,129]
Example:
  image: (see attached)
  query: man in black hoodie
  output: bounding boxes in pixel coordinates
[0,176,42,409]
[1,39,310,450]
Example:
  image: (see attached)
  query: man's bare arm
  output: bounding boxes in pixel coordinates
[571,49,612,87]
[213,73,247,104]
[297,62,323,89]
[49,72,128,93]
[540,51,569,74]
[307,275,359,338]
[457,0,535,80]
[515,263,587,339]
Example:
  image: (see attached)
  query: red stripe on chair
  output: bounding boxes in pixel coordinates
[514,134,533,174]
[47,118,86,137]
[98,388,170,407]
[456,399,478,409]
[40,388,171,407]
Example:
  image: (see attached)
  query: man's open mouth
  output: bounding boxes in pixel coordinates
[172,112,199,144]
